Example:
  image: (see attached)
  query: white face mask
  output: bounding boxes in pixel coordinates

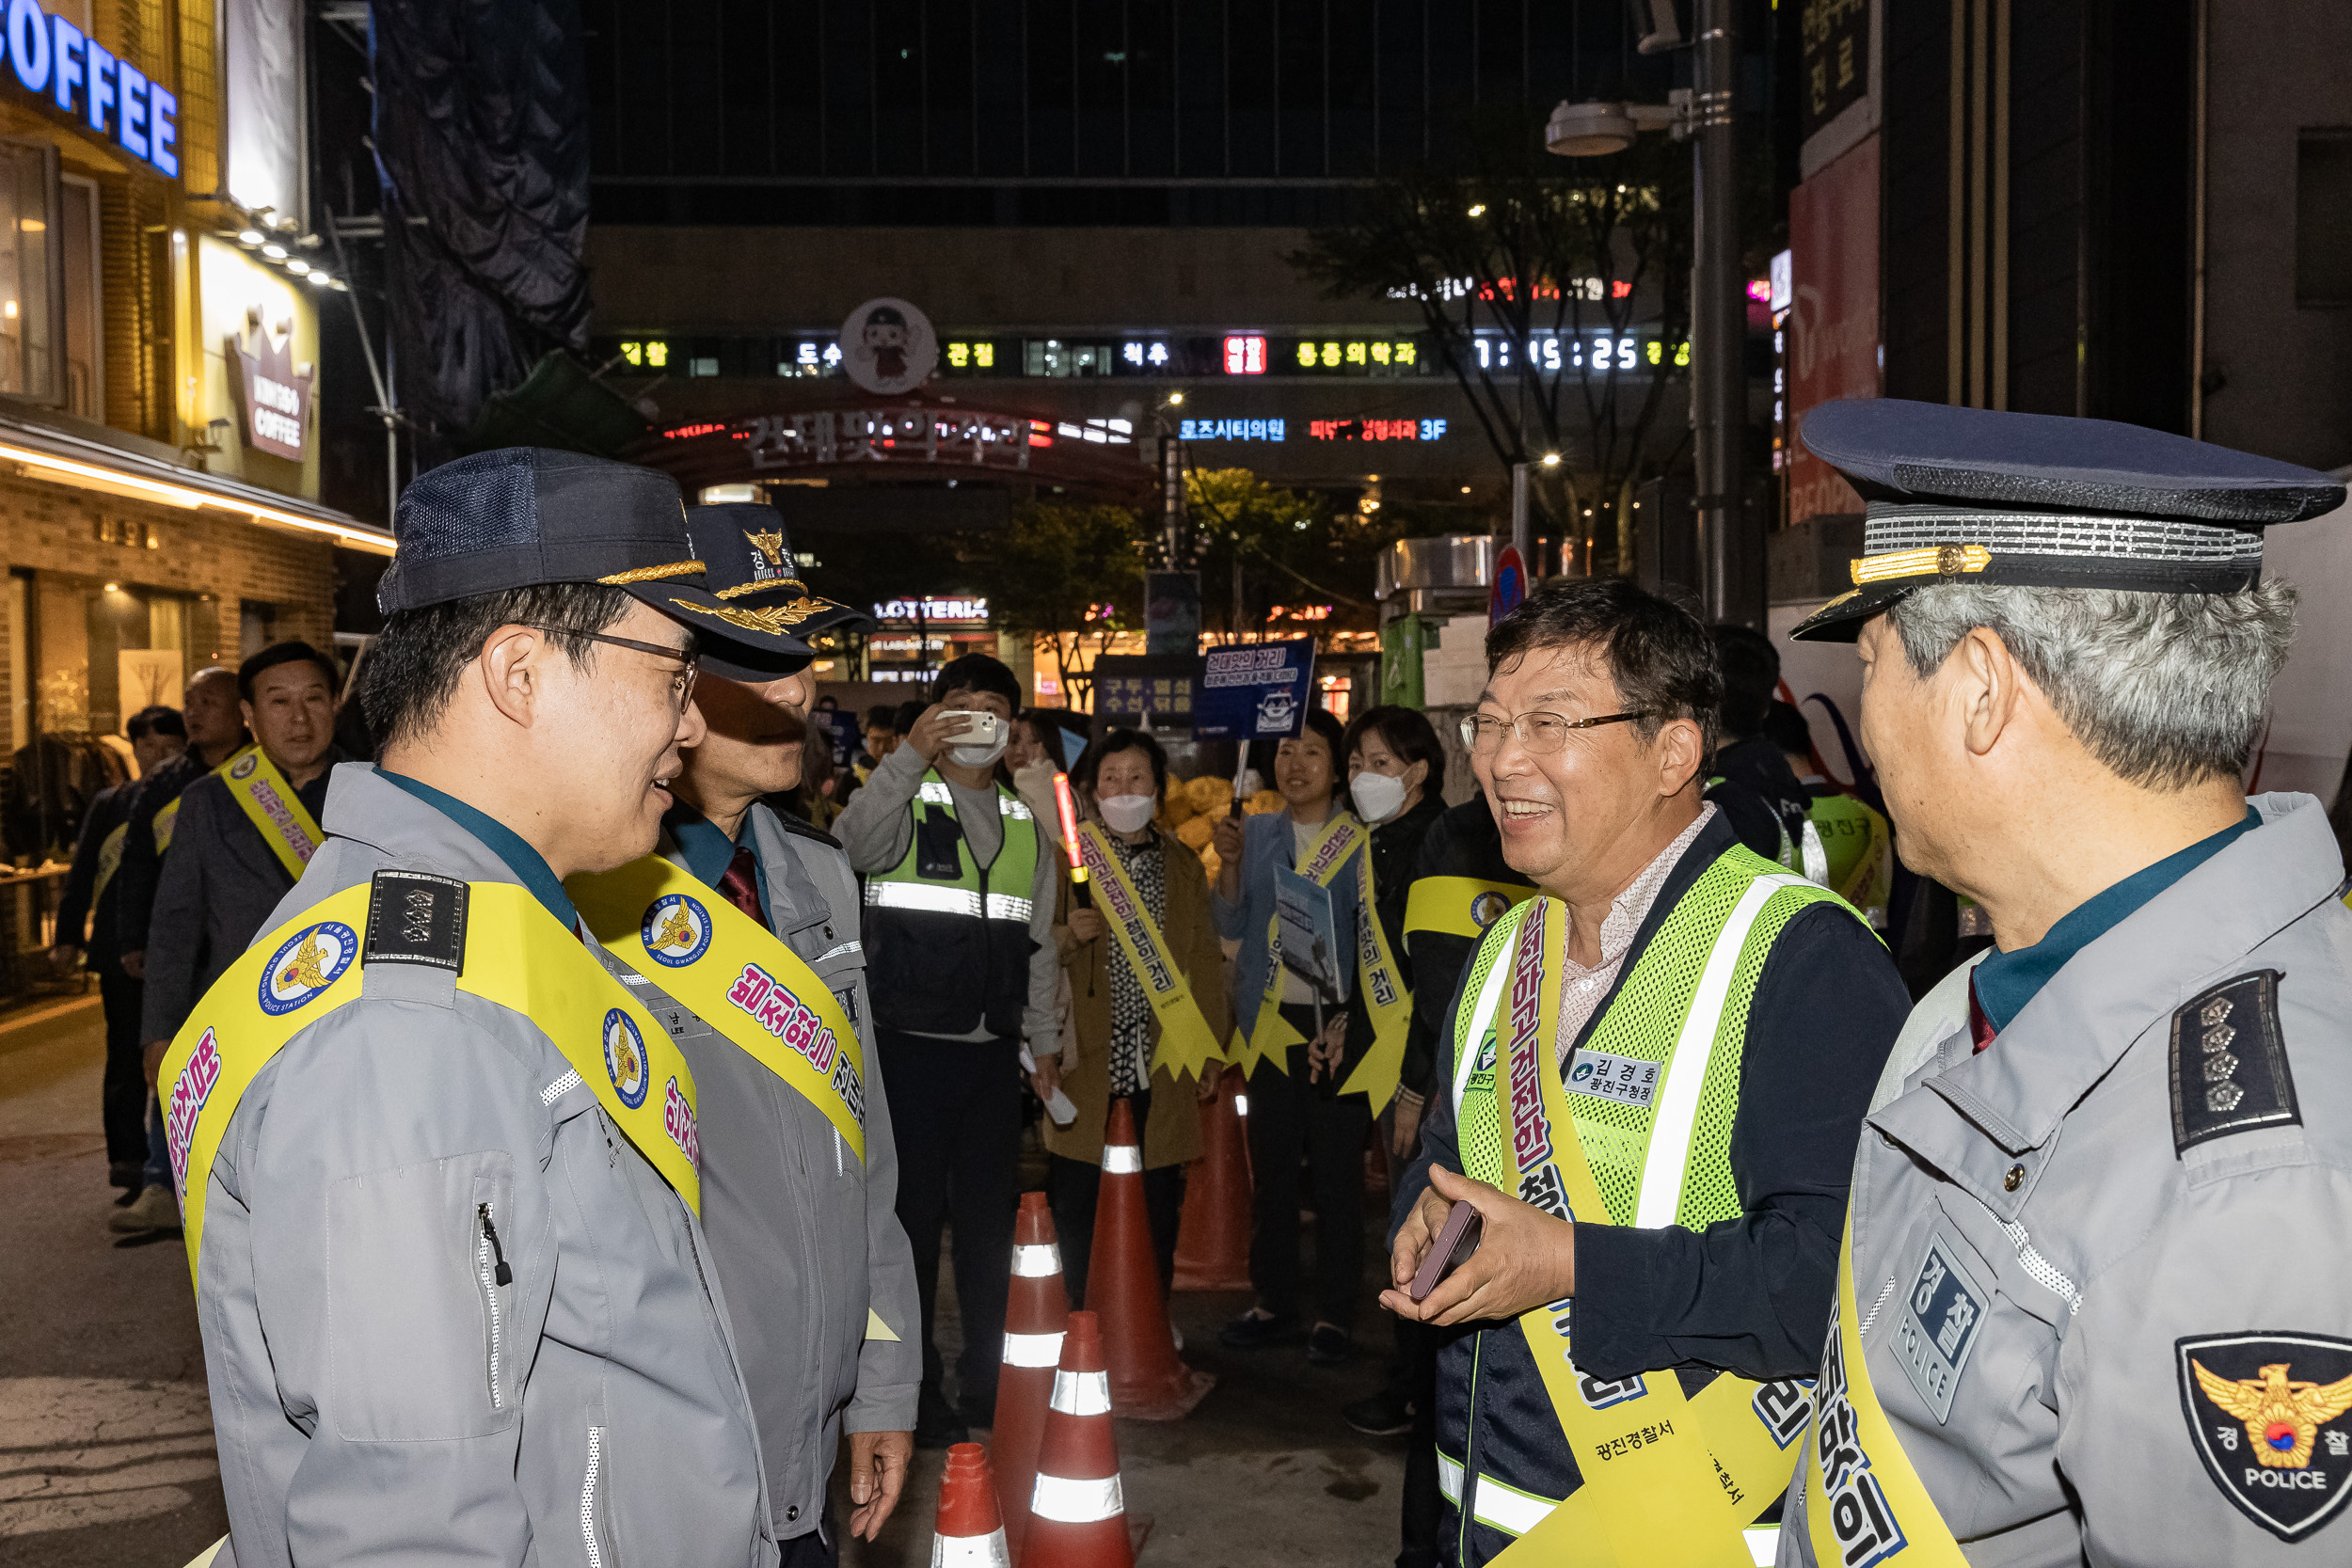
[1350,769,1409,825]
[1099,794,1158,834]
[950,731,1009,769]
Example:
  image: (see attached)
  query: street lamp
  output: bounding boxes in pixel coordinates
[1546,0,1744,625]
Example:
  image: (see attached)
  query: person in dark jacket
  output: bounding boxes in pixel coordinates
[50,705,185,1194]
[1383,579,1908,1565]
[112,664,248,979]
[118,643,342,1233]
[1705,624,1815,868]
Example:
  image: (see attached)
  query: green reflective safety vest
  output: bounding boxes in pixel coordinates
[1805,792,1892,930]
[1452,844,1862,1244]
[863,772,1042,1038]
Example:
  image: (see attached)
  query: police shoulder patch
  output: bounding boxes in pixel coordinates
[2177,1332,2352,1541]
[2169,969,2297,1155]
[363,869,469,972]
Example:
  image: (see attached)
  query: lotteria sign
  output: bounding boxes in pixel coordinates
[1,0,180,178]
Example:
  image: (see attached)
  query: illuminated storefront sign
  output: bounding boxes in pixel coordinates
[873,595,989,625]
[1470,334,1689,372]
[1222,335,1266,374]
[5,0,181,177]
[227,313,313,460]
[1307,419,1449,442]
[1292,340,1417,371]
[1180,418,1285,442]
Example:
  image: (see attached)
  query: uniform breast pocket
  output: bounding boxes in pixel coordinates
[326,1150,520,1441]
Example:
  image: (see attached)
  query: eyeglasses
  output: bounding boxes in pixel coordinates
[1460,709,1647,755]
[532,627,699,713]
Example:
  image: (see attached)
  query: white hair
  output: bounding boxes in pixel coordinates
[1884,580,2297,789]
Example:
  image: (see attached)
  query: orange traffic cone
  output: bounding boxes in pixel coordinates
[1089,1099,1214,1420]
[931,1442,1012,1566]
[993,1192,1071,1560]
[1173,1064,1252,1291]
[1023,1311,1135,1568]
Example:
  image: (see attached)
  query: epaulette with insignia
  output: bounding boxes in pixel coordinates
[363,869,469,972]
[768,808,844,852]
[2170,969,2297,1154]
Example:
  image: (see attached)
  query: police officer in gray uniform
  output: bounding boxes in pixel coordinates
[178,451,814,1566]
[587,504,921,1563]
[1778,400,2352,1566]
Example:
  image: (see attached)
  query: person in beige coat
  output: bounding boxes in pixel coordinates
[1033,728,1230,1305]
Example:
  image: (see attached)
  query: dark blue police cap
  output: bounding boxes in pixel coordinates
[682,501,876,681]
[376,449,816,667]
[1788,400,2346,641]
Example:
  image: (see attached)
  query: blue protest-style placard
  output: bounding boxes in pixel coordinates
[1274,864,1350,1003]
[1194,639,1316,738]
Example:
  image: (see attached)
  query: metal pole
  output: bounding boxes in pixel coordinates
[1160,436,1187,565]
[1510,460,1531,568]
[1691,0,1744,625]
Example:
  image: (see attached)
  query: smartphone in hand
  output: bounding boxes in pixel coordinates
[1407,1200,1485,1303]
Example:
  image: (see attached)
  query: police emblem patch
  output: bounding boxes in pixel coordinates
[229,752,259,780]
[257,921,358,1015]
[1472,1031,1499,1075]
[1893,1229,1991,1425]
[1470,891,1512,929]
[641,894,713,967]
[2178,1332,2352,1541]
[602,1008,650,1109]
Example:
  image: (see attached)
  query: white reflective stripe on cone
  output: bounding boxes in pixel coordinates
[1742,1526,1780,1566]
[1466,1470,1561,1539]
[1012,1243,1063,1277]
[1002,1330,1066,1367]
[866,881,986,918]
[1049,1369,1112,1417]
[931,1526,1011,1568]
[1102,1144,1142,1175]
[1031,1471,1124,1524]
[1436,1450,1464,1505]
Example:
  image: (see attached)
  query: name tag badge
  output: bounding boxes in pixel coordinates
[1895,1227,1993,1424]
[1565,1047,1661,1109]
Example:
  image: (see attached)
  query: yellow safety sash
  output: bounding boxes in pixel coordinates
[1232,811,1362,1076]
[1459,900,1805,1566]
[1076,821,1222,1083]
[1800,1211,1970,1567]
[91,821,129,907]
[570,853,868,1164]
[152,798,182,853]
[1403,875,1535,944]
[1337,847,1415,1113]
[158,879,700,1289]
[216,745,326,878]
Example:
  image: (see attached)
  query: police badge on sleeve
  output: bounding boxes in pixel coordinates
[2177,1332,2352,1541]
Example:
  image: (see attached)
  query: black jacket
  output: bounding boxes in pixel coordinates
[54,780,139,973]
[1394,811,1908,1566]
[1705,735,1812,864]
[112,746,227,958]
[1398,797,1534,1109]
[1341,791,1447,1077]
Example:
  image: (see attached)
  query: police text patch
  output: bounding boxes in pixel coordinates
[362,870,468,972]
[2177,1332,2352,1542]
[1893,1229,1991,1425]
[2169,969,2298,1154]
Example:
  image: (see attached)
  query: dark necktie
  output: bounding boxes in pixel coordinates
[718,846,771,931]
[1967,972,1997,1053]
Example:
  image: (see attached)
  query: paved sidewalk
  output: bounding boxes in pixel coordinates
[3,999,1412,1566]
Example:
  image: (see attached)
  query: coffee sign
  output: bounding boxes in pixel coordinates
[227,312,312,460]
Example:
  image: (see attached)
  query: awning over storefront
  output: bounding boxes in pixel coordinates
[0,404,390,554]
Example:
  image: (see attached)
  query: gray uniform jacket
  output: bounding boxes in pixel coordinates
[140,753,340,1044]
[1781,794,2352,1567]
[596,802,921,1541]
[199,764,776,1568]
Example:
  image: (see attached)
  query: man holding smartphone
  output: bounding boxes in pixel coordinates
[834,653,1062,1447]
[1382,579,1908,1566]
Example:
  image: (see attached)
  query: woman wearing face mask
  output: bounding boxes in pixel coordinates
[1209,706,1372,1365]
[1007,707,1073,852]
[1039,729,1230,1305]
[1335,705,1448,1153]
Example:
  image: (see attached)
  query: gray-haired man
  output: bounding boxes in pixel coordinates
[1777,399,2352,1566]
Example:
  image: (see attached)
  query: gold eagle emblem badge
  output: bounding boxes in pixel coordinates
[277,928,329,992]
[652,903,698,952]
[2192,1359,2352,1469]
[744,529,788,570]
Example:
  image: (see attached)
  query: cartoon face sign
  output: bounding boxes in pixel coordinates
[603,1008,650,1109]
[258,921,358,1015]
[836,296,939,395]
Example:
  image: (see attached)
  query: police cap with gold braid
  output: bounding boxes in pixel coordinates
[375,447,817,668]
[1787,400,2346,642]
[683,501,877,680]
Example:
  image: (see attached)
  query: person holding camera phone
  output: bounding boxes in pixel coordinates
[1383,580,1907,1566]
[835,653,1062,1448]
